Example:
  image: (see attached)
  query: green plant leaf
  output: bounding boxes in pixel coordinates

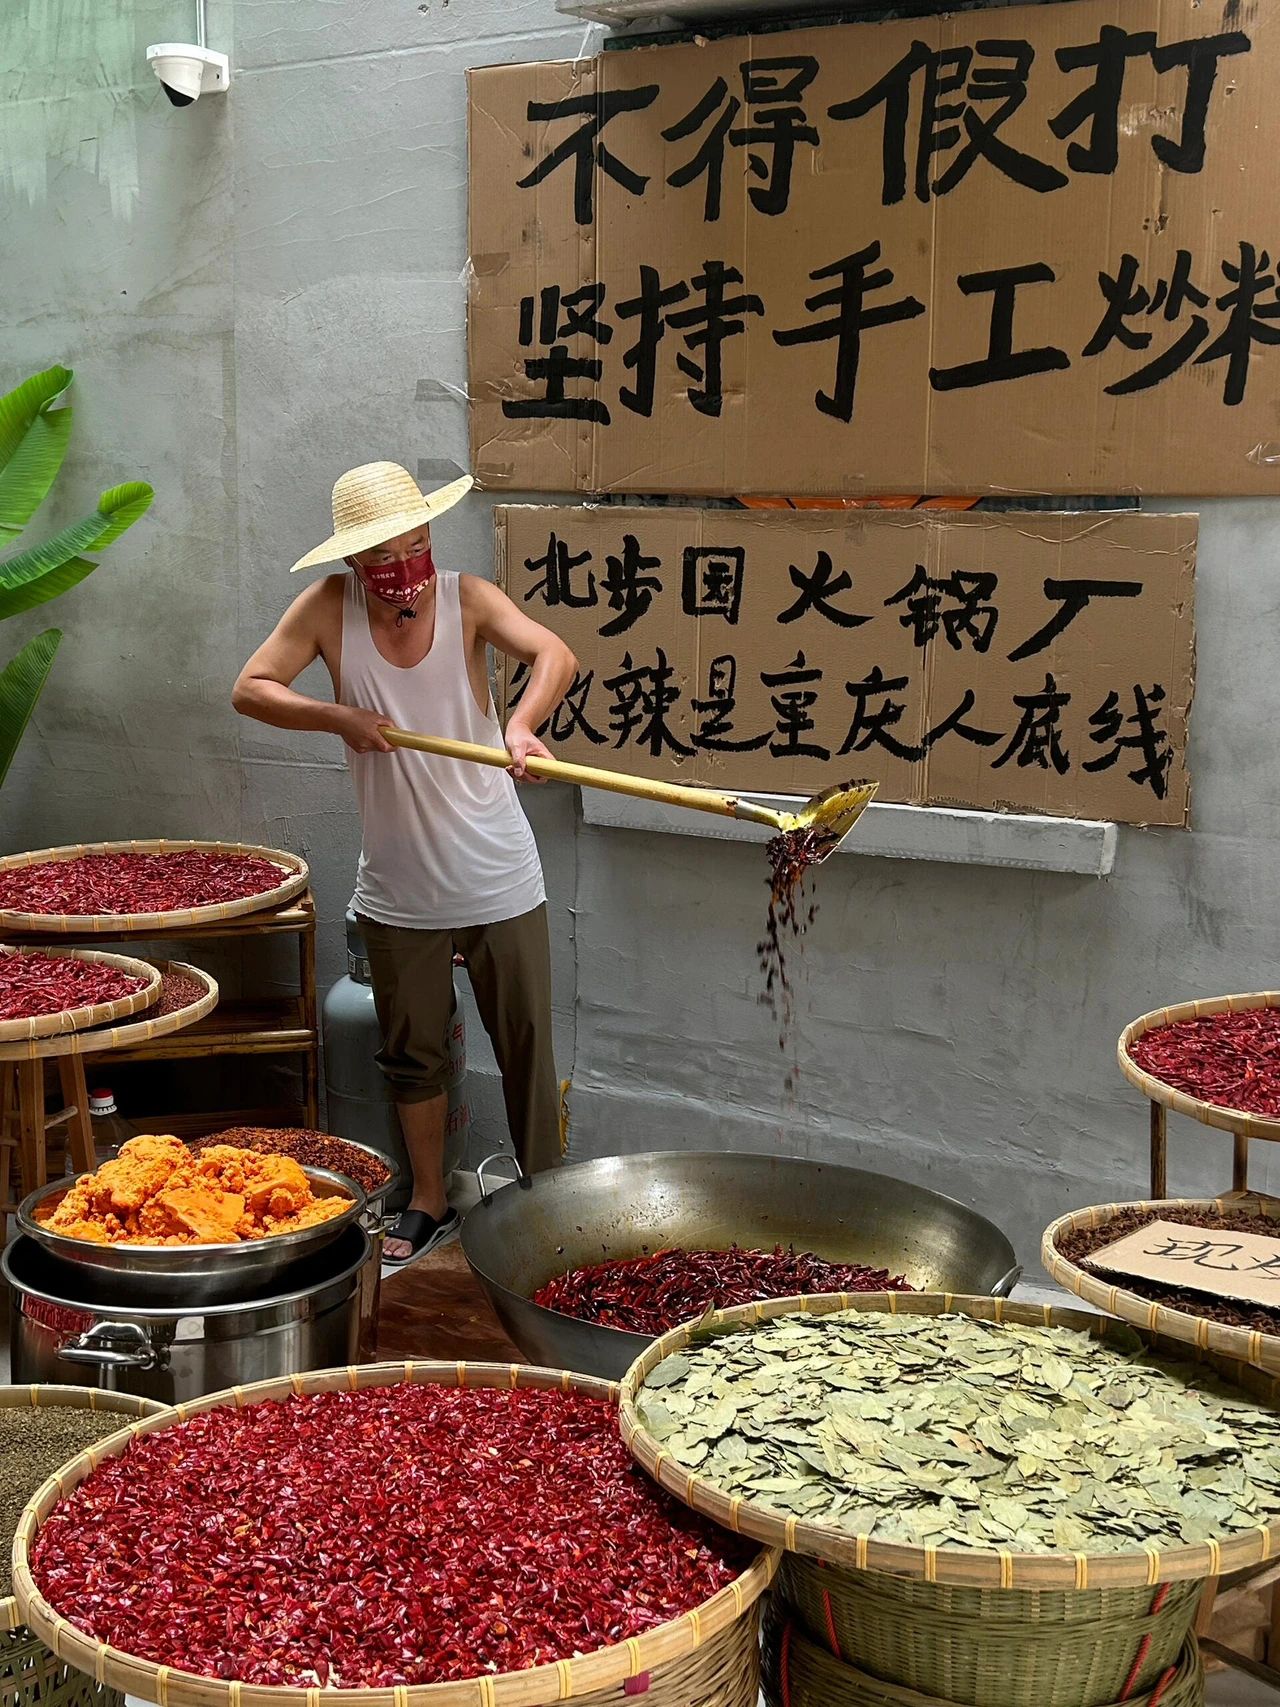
[0,627,61,790]
[0,368,75,541]
[0,366,72,468]
[0,394,74,544]
[0,481,154,619]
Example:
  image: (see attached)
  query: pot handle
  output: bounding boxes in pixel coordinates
[58,1322,157,1371]
[990,1264,1023,1300]
[476,1151,523,1203]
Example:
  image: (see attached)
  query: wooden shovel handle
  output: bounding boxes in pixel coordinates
[382,727,755,822]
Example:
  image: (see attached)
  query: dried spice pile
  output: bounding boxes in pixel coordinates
[1129,1009,1280,1119]
[0,952,147,1022]
[635,1310,1280,1553]
[758,827,833,1063]
[0,1407,135,1597]
[1057,1206,1280,1336]
[0,851,286,918]
[534,1245,912,1336]
[40,1136,350,1246]
[31,1385,754,1687]
[154,971,207,1016]
[193,1127,392,1196]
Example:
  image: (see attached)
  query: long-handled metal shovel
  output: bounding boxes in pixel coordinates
[383,728,877,862]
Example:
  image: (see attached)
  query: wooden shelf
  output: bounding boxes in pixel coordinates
[4,890,320,1130]
[105,997,315,1062]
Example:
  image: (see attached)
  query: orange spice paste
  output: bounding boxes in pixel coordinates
[38,1135,350,1246]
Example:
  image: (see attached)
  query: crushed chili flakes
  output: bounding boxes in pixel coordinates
[533,1245,912,1336]
[0,851,287,918]
[0,952,147,1022]
[31,1386,753,1688]
[191,1128,392,1196]
[154,971,207,1016]
[1129,1008,1280,1119]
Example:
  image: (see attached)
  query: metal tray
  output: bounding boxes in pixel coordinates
[18,1165,366,1304]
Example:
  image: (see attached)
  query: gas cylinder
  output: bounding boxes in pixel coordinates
[323,912,470,1211]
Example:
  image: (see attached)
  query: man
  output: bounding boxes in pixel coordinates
[233,462,576,1262]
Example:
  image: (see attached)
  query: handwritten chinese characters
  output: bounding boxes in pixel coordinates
[468,0,1280,497]
[1088,1218,1280,1314]
[494,506,1196,826]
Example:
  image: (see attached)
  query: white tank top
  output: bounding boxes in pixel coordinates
[339,572,545,929]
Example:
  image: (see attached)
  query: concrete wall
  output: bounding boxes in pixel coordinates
[4,0,1278,1275]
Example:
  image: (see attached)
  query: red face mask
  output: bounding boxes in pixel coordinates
[350,546,435,612]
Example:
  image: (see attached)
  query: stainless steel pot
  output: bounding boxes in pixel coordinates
[4,1224,370,1404]
[460,1150,1021,1381]
[18,1165,366,1304]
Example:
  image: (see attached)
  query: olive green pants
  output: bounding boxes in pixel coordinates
[356,904,561,1176]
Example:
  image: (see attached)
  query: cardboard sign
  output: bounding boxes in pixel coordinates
[468,0,1280,498]
[1086,1219,1280,1312]
[494,505,1196,825]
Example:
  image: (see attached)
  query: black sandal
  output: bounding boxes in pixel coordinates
[383,1208,460,1266]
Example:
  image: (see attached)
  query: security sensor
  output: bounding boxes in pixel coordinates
[147,1,228,107]
[146,42,230,106]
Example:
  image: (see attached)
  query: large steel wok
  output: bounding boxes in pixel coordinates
[460,1150,1020,1380]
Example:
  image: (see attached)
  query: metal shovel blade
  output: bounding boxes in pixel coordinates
[775,778,879,858]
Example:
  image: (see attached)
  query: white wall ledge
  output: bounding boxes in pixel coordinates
[579,791,1117,876]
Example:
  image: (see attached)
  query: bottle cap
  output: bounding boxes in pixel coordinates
[89,1090,118,1115]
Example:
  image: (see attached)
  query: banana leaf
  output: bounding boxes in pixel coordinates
[0,627,61,789]
[0,481,154,620]
[0,366,74,542]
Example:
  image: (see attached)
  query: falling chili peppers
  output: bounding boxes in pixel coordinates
[533,1244,912,1336]
[758,828,833,1078]
[0,953,147,1022]
[0,851,286,917]
[1130,1008,1280,1119]
[31,1386,753,1689]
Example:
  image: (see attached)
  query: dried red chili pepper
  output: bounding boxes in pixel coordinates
[758,828,832,1083]
[31,1386,753,1689]
[0,953,147,1022]
[1130,1009,1280,1120]
[533,1244,912,1335]
[0,852,286,917]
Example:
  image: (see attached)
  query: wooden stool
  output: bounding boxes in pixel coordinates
[0,1055,96,1240]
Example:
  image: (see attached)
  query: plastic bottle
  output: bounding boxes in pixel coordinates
[87,1089,135,1165]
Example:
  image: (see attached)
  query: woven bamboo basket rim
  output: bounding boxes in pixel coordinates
[0,962,217,1063]
[0,948,161,1044]
[14,1360,778,1707]
[617,1289,1280,1589]
[761,1598,1202,1707]
[1043,1194,1280,1376]
[0,1385,169,1635]
[1118,991,1280,1141]
[0,842,309,936]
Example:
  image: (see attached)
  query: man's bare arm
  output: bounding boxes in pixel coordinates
[232,581,393,753]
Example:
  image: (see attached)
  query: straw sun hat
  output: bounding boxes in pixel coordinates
[289,463,474,573]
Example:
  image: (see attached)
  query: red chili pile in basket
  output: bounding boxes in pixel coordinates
[0,851,285,917]
[533,1244,913,1335]
[30,1385,753,1688]
[1129,1008,1280,1119]
[0,953,147,1022]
